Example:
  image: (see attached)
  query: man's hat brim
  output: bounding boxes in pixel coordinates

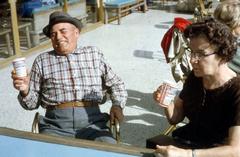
[43,12,82,38]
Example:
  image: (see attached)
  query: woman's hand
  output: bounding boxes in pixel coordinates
[154,84,184,124]
[153,85,169,108]
[155,145,191,157]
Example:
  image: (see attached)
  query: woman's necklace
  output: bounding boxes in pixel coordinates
[202,88,206,106]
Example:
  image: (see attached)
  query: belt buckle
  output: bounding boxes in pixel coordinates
[75,102,82,107]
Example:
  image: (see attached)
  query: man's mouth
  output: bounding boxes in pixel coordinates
[56,41,66,47]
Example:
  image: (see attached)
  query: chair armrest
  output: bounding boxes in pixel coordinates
[162,125,176,136]
[32,112,40,133]
[110,118,120,143]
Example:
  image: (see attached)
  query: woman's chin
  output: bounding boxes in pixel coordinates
[193,70,202,77]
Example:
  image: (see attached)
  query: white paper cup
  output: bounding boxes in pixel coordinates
[158,80,180,107]
[12,57,27,77]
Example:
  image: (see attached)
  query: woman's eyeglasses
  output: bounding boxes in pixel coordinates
[187,45,216,60]
[190,51,216,60]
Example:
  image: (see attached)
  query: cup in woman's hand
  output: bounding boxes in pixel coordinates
[156,80,180,107]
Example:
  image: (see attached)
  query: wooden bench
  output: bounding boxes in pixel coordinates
[104,0,147,25]
[0,28,12,55]
[0,21,32,56]
[20,0,88,46]
[18,22,32,49]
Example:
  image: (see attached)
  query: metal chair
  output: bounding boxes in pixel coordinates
[32,112,39,134]
[110,117,121,143]
[31,112,121,143]
[162,124,176,136]
[194,0,219,21]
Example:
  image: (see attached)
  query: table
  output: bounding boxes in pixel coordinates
[0,128,154,157]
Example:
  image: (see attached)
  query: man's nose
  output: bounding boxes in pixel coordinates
[56,32,63,39]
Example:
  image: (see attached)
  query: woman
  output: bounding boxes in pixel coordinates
[153,18,240,157]
[214,0,240,73]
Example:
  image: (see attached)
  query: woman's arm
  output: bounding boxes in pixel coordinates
[192,126,240,157]
[155,126,240,157]
[164,96,185,125]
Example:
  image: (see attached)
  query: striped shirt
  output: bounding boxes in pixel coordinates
[18,46,127,109]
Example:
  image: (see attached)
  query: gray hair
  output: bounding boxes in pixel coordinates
[214,0,240,29]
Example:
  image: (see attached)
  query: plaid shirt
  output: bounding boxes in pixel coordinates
[18,46,127,109]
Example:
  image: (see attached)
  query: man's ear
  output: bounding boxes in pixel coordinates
[75,28,80,36]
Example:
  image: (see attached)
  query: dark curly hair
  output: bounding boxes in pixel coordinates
[184,18,237,62]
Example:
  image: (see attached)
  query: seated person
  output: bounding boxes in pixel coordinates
[19,0,57,17]
[147,18,240,157]
[11,11,127,144]
[41,0,57,6]
[214,0,240,73]
[19,0,42,17]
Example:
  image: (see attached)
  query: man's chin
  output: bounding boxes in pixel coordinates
[55,47,69,55]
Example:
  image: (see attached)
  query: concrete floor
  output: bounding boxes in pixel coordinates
[0,5,192,148]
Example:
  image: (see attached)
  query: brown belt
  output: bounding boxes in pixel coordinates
[46,101,98,110]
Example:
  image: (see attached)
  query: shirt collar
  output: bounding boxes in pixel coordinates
[54,48,81,58]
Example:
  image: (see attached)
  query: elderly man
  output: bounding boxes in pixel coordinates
[12,11,127,144]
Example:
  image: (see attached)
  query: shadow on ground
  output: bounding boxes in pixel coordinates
[133,49,166,62]
[121,89,169,147]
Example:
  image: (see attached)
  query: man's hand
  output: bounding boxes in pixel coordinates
[110,105,124,123]
[11,70,30,97]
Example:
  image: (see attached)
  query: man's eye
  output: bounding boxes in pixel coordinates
[61,30,68,34]
[50,33,56,38]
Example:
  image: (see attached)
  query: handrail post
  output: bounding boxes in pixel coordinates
[8,0,21,56]
[98,0,104,23]
[63,0,68,13]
